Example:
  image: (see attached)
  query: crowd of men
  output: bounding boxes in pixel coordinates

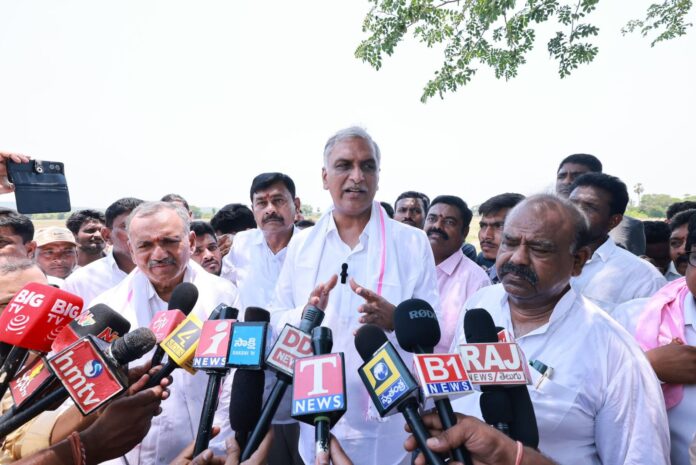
[0,128,694,465]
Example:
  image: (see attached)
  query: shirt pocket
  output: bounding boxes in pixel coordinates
[529,368,580,435]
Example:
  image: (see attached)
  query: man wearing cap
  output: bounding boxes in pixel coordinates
[33,227,78,286]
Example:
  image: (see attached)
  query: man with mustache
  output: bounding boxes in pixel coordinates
[33,226,78,286]
[556,153,646,256]
[475,193,525,283]
[91,201,240,464]
[66,209,107,267]
[450,194,669,465]
[221,171,303,465]
[568,173,666,313]
[669,209,696,277]
[190,221,222,276]
[271,127,439,465]
[426,195,490,352]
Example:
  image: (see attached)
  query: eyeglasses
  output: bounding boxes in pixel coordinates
[688,251,696,268]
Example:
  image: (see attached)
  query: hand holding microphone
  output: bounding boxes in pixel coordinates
[404,412,555,465]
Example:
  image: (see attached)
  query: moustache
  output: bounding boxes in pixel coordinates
[675,254,689,265]
[499,262,539,286]
[148,257,177,268]
[263,214,284,224]
[427,228,449,241]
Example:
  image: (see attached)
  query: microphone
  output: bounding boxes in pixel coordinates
[292,327,346,458]
[230,369,265,453]
[461,308,539,448]
[0,284,84,399]
[51,303,131,353]
[393,299,472,465]
[228,307,270,452]
[241,306,324,461]
[355,324,445,465]
[4,304,130,419]
[227,307,269,370]
[150,282,199,366]
[192,306,238,455]
[0,328,156,438]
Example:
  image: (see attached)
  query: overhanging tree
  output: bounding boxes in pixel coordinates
[355,0,693,102]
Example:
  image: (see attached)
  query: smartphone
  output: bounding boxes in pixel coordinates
[6,159,71,214]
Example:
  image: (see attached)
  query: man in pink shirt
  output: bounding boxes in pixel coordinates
[425,195,491,352]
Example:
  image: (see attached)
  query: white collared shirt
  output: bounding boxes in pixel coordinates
[571,237,666,313]
[221,227,295,309]
[666,262,683,282]
[92,261,240,465]
[613,293,696,465]
[219,227,297,425]
[450,284,670,465]
[271,208,439,465]
[62,251,128,305]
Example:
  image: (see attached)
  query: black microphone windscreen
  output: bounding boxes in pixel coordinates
[73,304,131,337]
[110,328,157,365]
[299,306,325,334]
[244,307,270,323]
[464,308,498,343]
[354,324,388,362]
[213,304,238,320]
[480,390,514,424]
[229,370,265,432]
[168,282,199,315]
[393,298,440,353]
[311,326,333,355]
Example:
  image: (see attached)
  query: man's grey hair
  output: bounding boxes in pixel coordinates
[323,126,381,168]
[0,258,39,276]
[508,194,591,254]
[126,201,191,236]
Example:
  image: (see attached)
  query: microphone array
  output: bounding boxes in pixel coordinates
[0,282,539,465]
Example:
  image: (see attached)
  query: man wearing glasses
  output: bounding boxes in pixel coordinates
[613,214,696,465]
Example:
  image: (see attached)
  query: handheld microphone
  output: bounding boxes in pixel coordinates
[150,282,199,367]
[51,303,131,353]
[393,299,472,465]
[4,304,130,420]
[0,328,156,438]
[355,324,445,465]
[230,369,265,453]
[0,284,83,399]
[462,308,539,448]
[292,327,346,458]
[192,306,238,455]
[241,306,324,461]
[227,307,269,370]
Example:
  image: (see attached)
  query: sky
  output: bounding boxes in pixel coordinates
[0,1,693,212]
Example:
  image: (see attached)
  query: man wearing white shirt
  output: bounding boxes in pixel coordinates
[568,173,666,312]
[63,197,144,305]
[271,127,440,465]
[612,216,696,465]
[450,194,670,465]
[221,172,302,465]
[91,201,240,465]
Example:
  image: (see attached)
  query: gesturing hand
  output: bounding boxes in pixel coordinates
[307,274,338,311]
[350,278,396,331]
[0,152,30,194]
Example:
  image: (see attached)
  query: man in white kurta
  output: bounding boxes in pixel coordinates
[569,173,666,312]
[271,127,440,465]
[219,172,303,465]
[451,195,670,465]
[91,202,240,465]
[63,197,144,304]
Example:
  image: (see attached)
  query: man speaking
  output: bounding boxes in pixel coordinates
[271,127,440,465]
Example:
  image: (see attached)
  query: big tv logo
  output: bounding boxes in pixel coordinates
[292,353,345,418]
